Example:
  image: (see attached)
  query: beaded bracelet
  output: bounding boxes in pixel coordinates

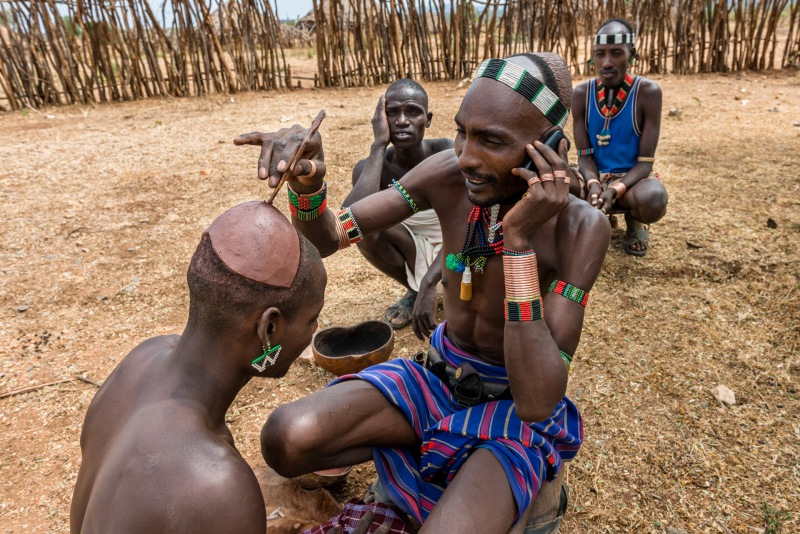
[577,148,594,156]
[504,298,543,321]
[559,350,573,374]
[335,208,363,249]
[288,183,327,221]
[391,179,419,214]
[549,280,589,307]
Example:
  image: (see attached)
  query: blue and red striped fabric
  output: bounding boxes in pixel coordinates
[331,322,583,525]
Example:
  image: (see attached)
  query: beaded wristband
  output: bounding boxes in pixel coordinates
[609,180,627,199]
[288,183,327,221]
[335,208,363,249]
[504,298,543,321]
[577,148,594,156]
[549,280,589,307]
[503,249,540,300]
[560,350,573,374]
[391,180,419,214]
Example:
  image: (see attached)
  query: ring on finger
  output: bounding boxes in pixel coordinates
[553,170,567,179]
[296,160,317,179]
[527,176,541,187]
[540,173,555,182]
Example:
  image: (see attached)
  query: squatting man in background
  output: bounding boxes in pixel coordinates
[345,79,452,337]
[572,17,669,256]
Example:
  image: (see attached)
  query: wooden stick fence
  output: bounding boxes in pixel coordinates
[0,0,288,110]
[310,0,800,87]
[1,0,799,110]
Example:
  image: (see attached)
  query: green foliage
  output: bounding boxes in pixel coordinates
[0,8,13,29]
[62,16,82,38]
[762,502,792,534]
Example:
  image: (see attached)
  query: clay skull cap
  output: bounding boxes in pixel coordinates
[205,201,300,288]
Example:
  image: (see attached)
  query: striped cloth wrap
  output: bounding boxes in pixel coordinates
[330,321,583,525]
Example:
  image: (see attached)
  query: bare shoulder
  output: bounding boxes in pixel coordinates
[638,76,662,93]
[428,137,455,153]
[553,198,610,288]
[403,148,459,185]
[127,333,180,357]
[571,82,589,115]
[637,77,663,103]
[572,80,590,100]
[560,197,610,238]
[573,80,590,97]
[161,438,265,534]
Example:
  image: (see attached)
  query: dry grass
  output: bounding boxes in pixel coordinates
[0,70,798,533]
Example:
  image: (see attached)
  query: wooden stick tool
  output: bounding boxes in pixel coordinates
[266,109,326,204]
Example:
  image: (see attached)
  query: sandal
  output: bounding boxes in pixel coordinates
[623,213,649,257]
[524,484,569,534]
[383,290,417,330]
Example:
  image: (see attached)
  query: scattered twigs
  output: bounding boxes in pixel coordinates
[0,373,103,400]
[76,374,102,388]
[0,378,76,400]
[266,110,327,205]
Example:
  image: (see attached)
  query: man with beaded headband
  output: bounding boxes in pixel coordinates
[236,52,610,533]
[70,202,328,534]
[572,17,669,256]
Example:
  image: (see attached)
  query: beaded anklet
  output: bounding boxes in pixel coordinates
[391,180,419,214]
[559,350,573,374]
[288,183,327,221]
[548,280,589,307]
[577,148,594,156]
[335,208,363,249]
[503,249,542,321]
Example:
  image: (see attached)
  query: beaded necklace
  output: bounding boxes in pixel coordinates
[445,205,503,301]
[594,72,634,146]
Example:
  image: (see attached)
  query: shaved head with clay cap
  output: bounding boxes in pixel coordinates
[206,201,300,288]
[71,200,328,534]
[187,202,323,335]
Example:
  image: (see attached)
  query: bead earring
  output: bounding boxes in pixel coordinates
[252,342,282,372]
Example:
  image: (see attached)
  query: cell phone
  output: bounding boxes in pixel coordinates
[522,129,570,173]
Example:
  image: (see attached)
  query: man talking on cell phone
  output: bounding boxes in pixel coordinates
[236,52,610,533]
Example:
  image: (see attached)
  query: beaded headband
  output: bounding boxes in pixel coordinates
[594,33,635,45]
[472,59,569,129]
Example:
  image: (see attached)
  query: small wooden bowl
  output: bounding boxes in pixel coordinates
[312,320,394,376]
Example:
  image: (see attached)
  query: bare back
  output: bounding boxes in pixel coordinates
[70,336,264,534]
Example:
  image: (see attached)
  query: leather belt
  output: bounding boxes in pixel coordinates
[413,347,512,408]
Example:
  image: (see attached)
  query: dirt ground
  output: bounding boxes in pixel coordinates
[1,69,799,533]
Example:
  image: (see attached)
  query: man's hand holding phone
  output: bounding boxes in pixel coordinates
[504,131,572,250]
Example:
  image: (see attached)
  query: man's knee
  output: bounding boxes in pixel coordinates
[631,183,668,223]
[261,404,322,477]
[356,233,386,261]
